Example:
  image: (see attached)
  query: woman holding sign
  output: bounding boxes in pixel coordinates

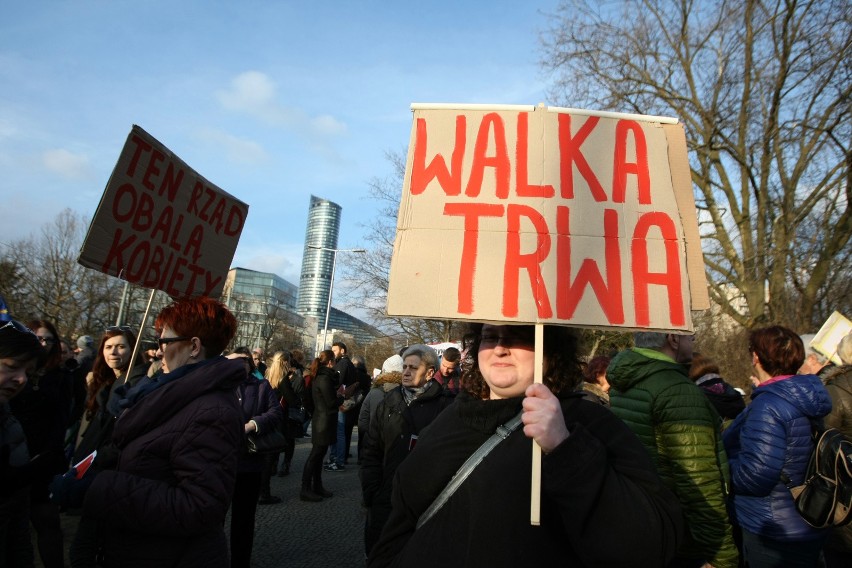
[71,297,245,568]
[367,323,684,567]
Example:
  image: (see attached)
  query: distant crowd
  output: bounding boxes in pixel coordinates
[2,296,851,567]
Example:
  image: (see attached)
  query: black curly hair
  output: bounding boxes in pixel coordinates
[460,322,584,399]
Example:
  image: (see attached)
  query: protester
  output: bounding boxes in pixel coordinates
[360,344,454,556]
[266,351,299,478]
[251,347,267,376]
[70,326,147,472]
[69,297,245,567]
[608,332,738,568]
[822,333,852,567]
[433,346,461,394]
[350,354,371,464]
[301,349,338,502]
[228,346,284,568]
[1,319,50,567]
[799,333,832,377]
[74,335,94,377]
[688,352,745,423]
[723,325,831,567]
[367,323,683,567]
[578,354,610,406]
[10,319,75,567]
[326,341,356,471]
[358,354,404,448]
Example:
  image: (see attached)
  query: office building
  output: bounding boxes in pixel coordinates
[296,195,341,322]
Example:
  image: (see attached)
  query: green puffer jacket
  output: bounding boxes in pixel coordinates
[608,349,738,568]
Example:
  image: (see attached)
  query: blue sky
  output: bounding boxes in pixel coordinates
[1,1,556,289]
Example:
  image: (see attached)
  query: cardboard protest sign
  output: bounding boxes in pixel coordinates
[79,125,248,298]
[811,311,852,366]
[387,104,708,331]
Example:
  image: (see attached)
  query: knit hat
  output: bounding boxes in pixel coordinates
[77,335,94,349]
[381,354,403,373]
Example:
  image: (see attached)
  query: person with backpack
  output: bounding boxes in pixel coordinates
[722,325,832,567]
[821,333,852,567]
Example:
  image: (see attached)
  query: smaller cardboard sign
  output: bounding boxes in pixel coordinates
[78,126,248,298]
[811,311,852,366]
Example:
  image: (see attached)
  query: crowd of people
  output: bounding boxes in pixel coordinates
[2,296,852,567]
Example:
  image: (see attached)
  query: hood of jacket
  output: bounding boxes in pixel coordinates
[751,373,831,420]
[822,364,852,386]
[607,348,687,392]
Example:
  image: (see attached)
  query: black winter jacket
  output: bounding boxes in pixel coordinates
[310,366,339,446]
[368,391,683,567]
[82,357,245,568]
[360,380,454,508]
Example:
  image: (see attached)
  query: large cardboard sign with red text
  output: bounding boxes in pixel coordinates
[79,125,248,298]
[387,104,708,331]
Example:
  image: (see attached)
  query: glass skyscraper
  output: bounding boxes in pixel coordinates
[296,195,342,323]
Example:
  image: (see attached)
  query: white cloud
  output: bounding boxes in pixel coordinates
[41,148,95,180]
[198,128,269,165]
[216,71,348,140]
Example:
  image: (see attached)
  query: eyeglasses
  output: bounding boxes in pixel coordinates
[157,336,192,348]
[106,325,133,333]
[0,320,36,337]
[479,333,534,349]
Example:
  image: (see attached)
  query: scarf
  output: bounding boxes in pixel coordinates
[402,381,431,405]
[117,358,216,411]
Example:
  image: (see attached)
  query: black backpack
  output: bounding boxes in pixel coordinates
[784,421,852,528]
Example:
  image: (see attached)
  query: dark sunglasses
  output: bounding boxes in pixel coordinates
[479,332,535,349]
[157,336,192,348]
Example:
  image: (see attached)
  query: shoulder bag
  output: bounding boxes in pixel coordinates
[416,409,524,529]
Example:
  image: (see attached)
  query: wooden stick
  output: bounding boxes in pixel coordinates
[531,323,544,525]
[122,287,157,385]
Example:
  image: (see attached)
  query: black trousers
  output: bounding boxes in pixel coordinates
[301,443,328,491]
[229,471,261,568]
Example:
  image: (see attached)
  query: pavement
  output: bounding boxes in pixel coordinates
[37,433,368,568]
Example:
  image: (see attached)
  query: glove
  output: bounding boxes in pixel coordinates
[49,467,97,509]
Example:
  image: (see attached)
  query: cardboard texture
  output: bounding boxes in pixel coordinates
[387,105,707,331]
[811,311,852,366]
[78,125,248,298]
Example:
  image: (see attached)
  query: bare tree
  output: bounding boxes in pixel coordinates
[342,150,465,345]
[0,209,121,338]
[541,0,851,330]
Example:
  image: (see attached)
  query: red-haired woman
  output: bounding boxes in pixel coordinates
[71,326,146,471]
[723,325,832,567]
[300,349,338,502]
[10,319,76,567]
[72,297,246,568]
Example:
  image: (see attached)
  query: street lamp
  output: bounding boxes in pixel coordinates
[307,245,366,350]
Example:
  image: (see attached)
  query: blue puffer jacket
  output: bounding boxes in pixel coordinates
[722,374,831,541]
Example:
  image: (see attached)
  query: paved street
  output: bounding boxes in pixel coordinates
[246,434,367,568]
[40,433,368,568]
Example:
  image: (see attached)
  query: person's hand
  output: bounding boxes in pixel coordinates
[522,383,569,453]
[244,421,257,434]
[49,467,97,509]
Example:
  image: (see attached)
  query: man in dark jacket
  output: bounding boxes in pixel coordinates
[608,332,738,568]
[360,344,454,557]
[327,341,357,470]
